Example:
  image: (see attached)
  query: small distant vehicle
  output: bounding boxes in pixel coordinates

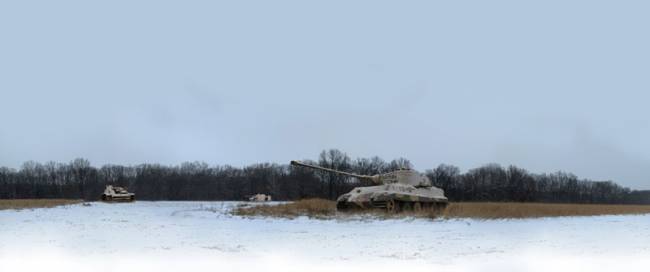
[101,185,135,202]
[248,194,272,202]
[290,160,448,212]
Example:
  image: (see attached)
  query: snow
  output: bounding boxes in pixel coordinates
[1,201,650,272]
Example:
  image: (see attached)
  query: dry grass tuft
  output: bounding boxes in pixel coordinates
[444,202,650,219]
[0,199,83,210]
[234,199,336,218]
[233,199,650,220]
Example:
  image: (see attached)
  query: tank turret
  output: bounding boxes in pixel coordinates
[290,160,447,212]
[290,160,431,187]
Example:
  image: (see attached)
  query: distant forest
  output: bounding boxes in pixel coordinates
[1,149,649,204]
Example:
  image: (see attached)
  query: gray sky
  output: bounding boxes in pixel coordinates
[1,1,649,189]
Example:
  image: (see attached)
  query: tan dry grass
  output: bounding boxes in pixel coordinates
[233,199,650,219]
[0,199,83,210]
[444,202,650,219]
[234,198,336,218]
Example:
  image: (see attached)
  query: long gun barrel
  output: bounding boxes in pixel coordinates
[290,160,379,183]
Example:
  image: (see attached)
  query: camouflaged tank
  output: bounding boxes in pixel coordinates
[290,160,448,212]
[101,185,135,202]
[249,193,272,202]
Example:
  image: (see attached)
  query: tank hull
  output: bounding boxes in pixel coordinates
[336,184,448,212]
[101,194,135,202]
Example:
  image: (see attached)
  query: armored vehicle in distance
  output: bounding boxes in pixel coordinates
[101,185,135,202]
[249,194,272,202]
[290,160,447,212]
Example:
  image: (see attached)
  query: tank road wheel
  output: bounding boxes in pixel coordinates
[423,202,435,212]
[401,202,412,212]
[386,199,398,213]
[413,202,422,212]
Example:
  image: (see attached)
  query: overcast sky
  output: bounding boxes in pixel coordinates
[1,1,649,189]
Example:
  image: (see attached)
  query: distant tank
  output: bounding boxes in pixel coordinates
[101,185,135,202]
[249,194,272,202]
[290,160,448,212]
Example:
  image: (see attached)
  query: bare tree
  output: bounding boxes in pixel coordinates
[318,149,351,199]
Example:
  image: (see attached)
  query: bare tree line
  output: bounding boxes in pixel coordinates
[0,149,648,204]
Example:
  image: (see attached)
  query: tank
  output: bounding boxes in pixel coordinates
[249,194,272,202]
[101,185,135,202]
[290,160,448,212]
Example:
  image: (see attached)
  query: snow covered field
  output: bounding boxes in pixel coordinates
[1,201,650,272]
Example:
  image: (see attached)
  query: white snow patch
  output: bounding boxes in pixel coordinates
[1,201,649,272]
